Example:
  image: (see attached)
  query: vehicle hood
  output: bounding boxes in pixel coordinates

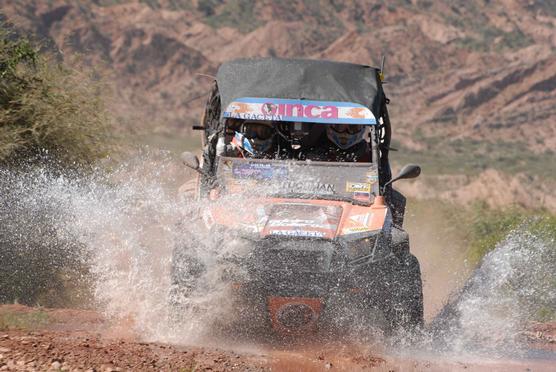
[201,198,389,240]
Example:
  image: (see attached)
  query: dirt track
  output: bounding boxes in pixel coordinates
[0,305,554,371]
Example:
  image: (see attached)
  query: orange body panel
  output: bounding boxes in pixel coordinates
[203,197,388,239]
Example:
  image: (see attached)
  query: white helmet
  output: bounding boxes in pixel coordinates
[326,124,366,150]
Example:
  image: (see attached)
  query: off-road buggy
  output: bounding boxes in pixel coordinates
[172,58,423,337]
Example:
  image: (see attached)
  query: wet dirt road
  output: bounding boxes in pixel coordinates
[1,305,554,371]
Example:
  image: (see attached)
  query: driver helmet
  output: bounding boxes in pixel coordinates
[241,120,276,153]
[225,118,243,136]
[326,124,366,150]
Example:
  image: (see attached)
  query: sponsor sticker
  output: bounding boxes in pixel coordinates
[366,174,379,182]
[269,230,325,238]
[349,213,371,226]
[279,181,336,195]
[344,226,371,233]
[232,162,288,180]
[346,181,371,193]
[267,219,336,230]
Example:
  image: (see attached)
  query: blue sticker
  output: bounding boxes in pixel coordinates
[232,162,288,180]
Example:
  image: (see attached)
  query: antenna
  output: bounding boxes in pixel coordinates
[379,55,386,82]
[196,73,216,80]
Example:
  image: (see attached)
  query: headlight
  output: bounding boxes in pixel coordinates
[344,233,392,265]
[369,234,393,263]
[344,235,378,262]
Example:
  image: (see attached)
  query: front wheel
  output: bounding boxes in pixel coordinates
[377,253,424,334]
[168,244,205,325]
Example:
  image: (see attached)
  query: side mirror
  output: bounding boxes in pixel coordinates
[383,164,421,190]
[180,151,200,170]
[395,164,421,180]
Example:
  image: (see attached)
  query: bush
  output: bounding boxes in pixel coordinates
[205,0,261,33]
[0,26,113,169]
[408,198,556,266]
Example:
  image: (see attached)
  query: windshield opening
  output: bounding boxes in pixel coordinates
[223,119,376,164]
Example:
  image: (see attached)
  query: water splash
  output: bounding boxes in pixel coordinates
[2,154,555,355]
[429,222,556,357]
[0,152,212,342]
[0,153,352,344]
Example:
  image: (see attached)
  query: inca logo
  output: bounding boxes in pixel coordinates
[262,102,338,119]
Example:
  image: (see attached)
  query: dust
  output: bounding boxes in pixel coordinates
[403,201,472,320]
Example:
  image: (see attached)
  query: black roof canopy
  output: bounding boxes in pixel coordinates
[216,58,385,119]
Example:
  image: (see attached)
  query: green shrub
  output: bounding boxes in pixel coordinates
[205,0,261,33]
[454,27,533,52]
[408,198,556,266]
[391,137,556,180]
[0,26,113,169]
[0,308,50,330]
[466,202,524,264]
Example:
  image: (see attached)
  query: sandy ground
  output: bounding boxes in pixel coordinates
[0,305,554,371]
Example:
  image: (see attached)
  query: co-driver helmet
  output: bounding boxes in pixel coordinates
[326,124,367,150]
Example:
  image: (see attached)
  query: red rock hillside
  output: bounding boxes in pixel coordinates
[2,0,555,209]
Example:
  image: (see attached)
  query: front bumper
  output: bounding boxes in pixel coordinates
[224,238,400,334]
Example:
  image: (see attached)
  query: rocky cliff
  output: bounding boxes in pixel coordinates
[2,0,555,208]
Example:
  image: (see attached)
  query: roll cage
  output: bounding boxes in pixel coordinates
[193,58,404,225]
